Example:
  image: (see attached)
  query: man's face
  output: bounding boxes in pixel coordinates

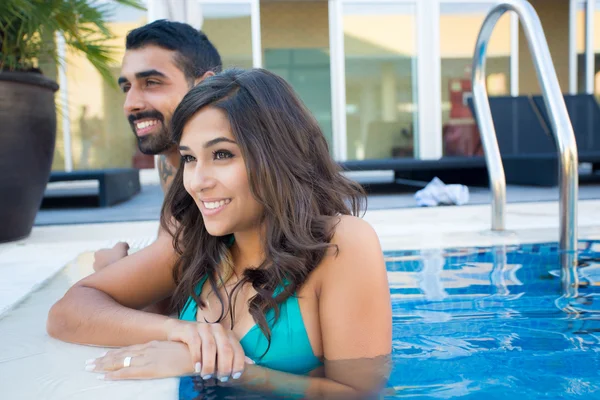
[119,45,191,155]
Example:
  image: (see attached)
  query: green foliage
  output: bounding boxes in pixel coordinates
[0,0,145,84]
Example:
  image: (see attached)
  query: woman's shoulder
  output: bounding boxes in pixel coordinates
[329,215,379,249]
[315,215,385,282]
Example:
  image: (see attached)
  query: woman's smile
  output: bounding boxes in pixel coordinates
[199,198,232,216]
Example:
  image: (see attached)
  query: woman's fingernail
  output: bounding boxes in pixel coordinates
[100,352,108,357]
[244,357,255,364]
[232,372,242,380]
[85,358,96,365]
[97,374,105,380]
[85,364,96,372]
[220,376,229,383]
[202,374,212,380]
[194,362,201,373]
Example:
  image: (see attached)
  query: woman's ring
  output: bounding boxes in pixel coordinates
[123,356,133,368]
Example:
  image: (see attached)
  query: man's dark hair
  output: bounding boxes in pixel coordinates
[126,19,223,83]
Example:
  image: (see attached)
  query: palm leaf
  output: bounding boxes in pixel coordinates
[0,0,145,86]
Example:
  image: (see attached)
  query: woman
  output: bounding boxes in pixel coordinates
[49,68,391,397]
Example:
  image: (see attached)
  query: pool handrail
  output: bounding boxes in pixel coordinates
[471,0,579,289]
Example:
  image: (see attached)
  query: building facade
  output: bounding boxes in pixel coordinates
[52,0,600,176]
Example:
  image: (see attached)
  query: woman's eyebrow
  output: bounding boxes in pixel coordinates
[203,137,237,149]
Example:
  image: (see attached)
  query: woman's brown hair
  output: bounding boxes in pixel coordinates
[161,68,366,355]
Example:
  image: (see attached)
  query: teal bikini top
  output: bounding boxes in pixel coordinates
[179,275,322,375]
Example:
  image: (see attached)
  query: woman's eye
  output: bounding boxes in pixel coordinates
[181,154,195,163]
[213,150,233,160]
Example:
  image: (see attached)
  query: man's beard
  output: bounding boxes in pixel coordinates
[128,110,174,155]
[136,129,173,155]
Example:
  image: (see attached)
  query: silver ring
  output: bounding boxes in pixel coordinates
[123,356,133,368]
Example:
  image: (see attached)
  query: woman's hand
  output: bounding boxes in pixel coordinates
[85,340,194,380]
[163,319,249,381]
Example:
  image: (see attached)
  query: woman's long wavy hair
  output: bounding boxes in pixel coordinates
[161,68,366,354]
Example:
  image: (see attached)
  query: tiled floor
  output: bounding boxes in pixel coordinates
[2,199,600,398]
[0,221,158,317]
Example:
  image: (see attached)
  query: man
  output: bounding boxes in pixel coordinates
[46,20,225,340]
[92,19,223,273]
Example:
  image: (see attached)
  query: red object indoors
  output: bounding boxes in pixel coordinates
[132,148,155,169]
[443,77,482,156]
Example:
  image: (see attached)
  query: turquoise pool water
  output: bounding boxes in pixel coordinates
[180,240,600,399]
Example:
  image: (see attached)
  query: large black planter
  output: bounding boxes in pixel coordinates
[0,72,59,242]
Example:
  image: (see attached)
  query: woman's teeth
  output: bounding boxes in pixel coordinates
[136,120,158,129]
[203,199,231,209]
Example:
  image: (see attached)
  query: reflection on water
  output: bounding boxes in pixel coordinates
[178,356,392,400]
[384,240,600,399]
[2,242,600,399]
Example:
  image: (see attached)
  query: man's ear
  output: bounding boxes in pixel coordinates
[195,70,216,86]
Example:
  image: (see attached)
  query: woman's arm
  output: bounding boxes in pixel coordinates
[318,215,392,359]
[47,230,179,346]
[236,356,391,399]
[86,340,390,399]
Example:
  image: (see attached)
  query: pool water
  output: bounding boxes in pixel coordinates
[384,240,600,399]
[181,240,600,399]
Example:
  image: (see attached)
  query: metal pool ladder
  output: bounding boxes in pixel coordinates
[471,0,579,287]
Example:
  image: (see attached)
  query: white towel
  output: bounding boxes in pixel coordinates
[414,177,469,207]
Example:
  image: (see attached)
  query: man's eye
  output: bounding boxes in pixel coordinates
[146,80,160,87]
[121,85,130,93]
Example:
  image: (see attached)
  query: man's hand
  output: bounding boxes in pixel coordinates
[93,242,129,272]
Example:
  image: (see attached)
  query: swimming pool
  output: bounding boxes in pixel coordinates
[1,238,599,399]
[180,240,600,399]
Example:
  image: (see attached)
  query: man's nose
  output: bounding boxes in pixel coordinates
[123,87,146,115]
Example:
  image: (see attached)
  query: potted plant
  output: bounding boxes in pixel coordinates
[0,0,143,242]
